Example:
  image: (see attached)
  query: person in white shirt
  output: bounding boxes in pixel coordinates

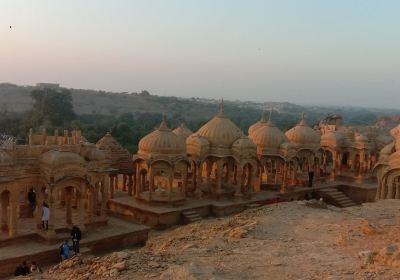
[42,202,49,230]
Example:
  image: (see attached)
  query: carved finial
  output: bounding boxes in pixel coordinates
[218,98,225,116]
[159,113,170,131]
[266,107,273,125]
[299,112,306,125]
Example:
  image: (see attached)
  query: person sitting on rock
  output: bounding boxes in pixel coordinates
[30,261,41,273]
[14,261,30,276]
[60,240,70,261]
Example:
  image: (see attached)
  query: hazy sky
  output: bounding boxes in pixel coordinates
[1,0,400,108]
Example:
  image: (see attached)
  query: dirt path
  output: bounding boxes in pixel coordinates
[17,200,400,280]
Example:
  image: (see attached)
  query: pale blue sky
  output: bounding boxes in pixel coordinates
[1,0,400,108]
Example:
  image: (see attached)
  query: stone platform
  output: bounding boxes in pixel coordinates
[108,190,282,228]
[0,217,149,278]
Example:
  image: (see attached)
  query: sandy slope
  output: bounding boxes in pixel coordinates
[18,200,400,280]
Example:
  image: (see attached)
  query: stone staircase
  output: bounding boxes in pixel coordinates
[182,210,202,224]
[317,188,358,208]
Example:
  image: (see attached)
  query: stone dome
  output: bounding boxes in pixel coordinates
[232,136,256,151]
[249,119,287,153]
[380,142,395,156]
[321,131,344,147]
[248,111,267,137]
[80,143,106,161]
[376,134,393,147]
[173,123,193,140]
[196,104,243,147]
[355,133,369,143]
[40,150,85,167]
[0,150,14,166]
[138,119,186,156]
[285,116,320,146]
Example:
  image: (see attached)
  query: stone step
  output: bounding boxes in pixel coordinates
[183,210,198,215]
[246,203,262,209]
[182,210,202,224]
[318,188,357,208]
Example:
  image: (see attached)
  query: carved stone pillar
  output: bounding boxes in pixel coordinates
[127,175,133,196]
[216,161,223,196]
[109,176,114,199]
[78,197,85,231]
[9,201,18,237]
[148,168,154,201]
[65,189,72,225]
[122,175,127,192]
[101,178,109,216]
[235,166,243,199]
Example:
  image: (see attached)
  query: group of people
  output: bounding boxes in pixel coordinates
[27,188,50,230]
[14,261,41,276]
[60,225,82,260]
[14,225,82,275]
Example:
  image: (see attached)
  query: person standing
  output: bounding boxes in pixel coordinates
[42,202,49,230]
[308,170,314,187]
[27,188,36,217]
[70,225,82,256]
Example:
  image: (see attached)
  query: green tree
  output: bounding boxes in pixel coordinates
[29,88,76,128]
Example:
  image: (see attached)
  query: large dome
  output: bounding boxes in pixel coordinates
[285,116,320,146]
[138,119,186,156]
[248,111,267,137]
[249,119,287,154]
[196,104,242,147]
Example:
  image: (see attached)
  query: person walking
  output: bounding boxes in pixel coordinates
[42,202,49,230]
[27,188,36,217]
[70,225,82,256]
[60,240,70,261]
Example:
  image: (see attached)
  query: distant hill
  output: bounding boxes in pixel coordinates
[1,83,399,130]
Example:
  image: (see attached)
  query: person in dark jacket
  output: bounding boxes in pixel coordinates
[27,188,36,217]
[71,225,82,255]
[14,261,30,276]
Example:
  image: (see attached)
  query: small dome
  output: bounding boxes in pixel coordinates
[355,133,369,143]
[196,103,242,147]
[249,119,287,154]
[80,143,106,161]
[376,134,393,147]
[173,123,193,140]
[96,132,122,150]
[0,150,13,166]
[285,116,320,146]
[388,151,400,167]
[138,119,186,156]
[248,111,267,137]
[232,136,256,151]
[321,131,344,147]
[40,150,85,166]
[380,142,395,156]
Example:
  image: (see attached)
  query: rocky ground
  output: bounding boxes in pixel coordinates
[14,199,400,280]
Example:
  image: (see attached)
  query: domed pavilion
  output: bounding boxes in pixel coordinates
[133,116,190,204]
[248,110,289,190]
[186,101,258,199]
[97,132,134,197]
[375,124,400,199]
[284,114,322,186]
